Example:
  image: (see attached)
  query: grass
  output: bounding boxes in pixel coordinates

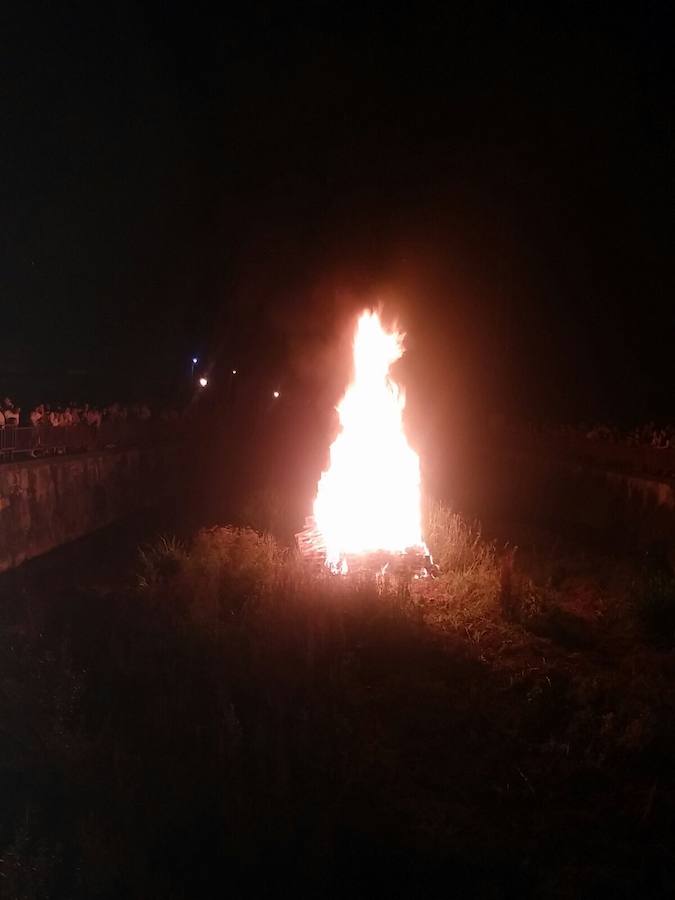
[2,502,675,897]
[421,500,501,628]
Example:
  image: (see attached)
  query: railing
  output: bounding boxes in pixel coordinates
[0,421,178,463]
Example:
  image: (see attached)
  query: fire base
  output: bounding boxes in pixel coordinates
[295,516,436,579]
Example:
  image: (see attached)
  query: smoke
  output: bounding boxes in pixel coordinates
[267,284,374,408]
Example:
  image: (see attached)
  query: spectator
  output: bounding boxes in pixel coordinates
[86,407,102,428]
[30,404,44,427]
[4,403,20,426]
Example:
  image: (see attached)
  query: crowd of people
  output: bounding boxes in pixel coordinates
[530,421,675,450]
[583,422,674,449]
[0,398,186,430]
[493,417,674,452]
[0,397,190,461]
[26,401,153,429]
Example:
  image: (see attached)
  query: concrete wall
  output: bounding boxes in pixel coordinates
[458,448,675,553]
[0,447,180,572]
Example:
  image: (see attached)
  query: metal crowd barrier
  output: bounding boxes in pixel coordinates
[0,421,175,463]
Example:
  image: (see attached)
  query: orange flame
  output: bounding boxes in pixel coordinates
[313,310,427,570]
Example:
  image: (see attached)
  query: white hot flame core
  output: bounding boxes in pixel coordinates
[313,310,427,569]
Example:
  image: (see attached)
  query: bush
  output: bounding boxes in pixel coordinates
[190,525,285,585]
[137,504,504,640]
[137,535,187,591]
[422,500,500,627]
[138,525,291,629]
[424,501,487,573]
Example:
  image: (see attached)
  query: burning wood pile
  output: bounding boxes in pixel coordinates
[298,309,435,579]
[296,515,435,578]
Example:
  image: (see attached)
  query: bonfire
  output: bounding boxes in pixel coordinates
[297,310,433,577]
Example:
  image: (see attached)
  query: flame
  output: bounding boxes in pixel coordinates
[313,310,427,570]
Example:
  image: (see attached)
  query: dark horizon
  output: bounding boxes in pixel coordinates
[4,3,673,423]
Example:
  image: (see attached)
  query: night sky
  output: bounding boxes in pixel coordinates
[4,2,673,422]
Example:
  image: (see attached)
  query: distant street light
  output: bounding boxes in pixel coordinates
[232,369,237,375]
[273,390,280,399]
[191,356,199,378]
[199,377,208,388]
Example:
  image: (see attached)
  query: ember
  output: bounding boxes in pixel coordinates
[298,310,431,576]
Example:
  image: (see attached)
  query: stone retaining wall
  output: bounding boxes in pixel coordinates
[0,447,180,572]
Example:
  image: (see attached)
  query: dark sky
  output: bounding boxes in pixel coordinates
[3,2,673,420]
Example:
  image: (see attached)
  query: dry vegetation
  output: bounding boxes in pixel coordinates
[1,503,675,898]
